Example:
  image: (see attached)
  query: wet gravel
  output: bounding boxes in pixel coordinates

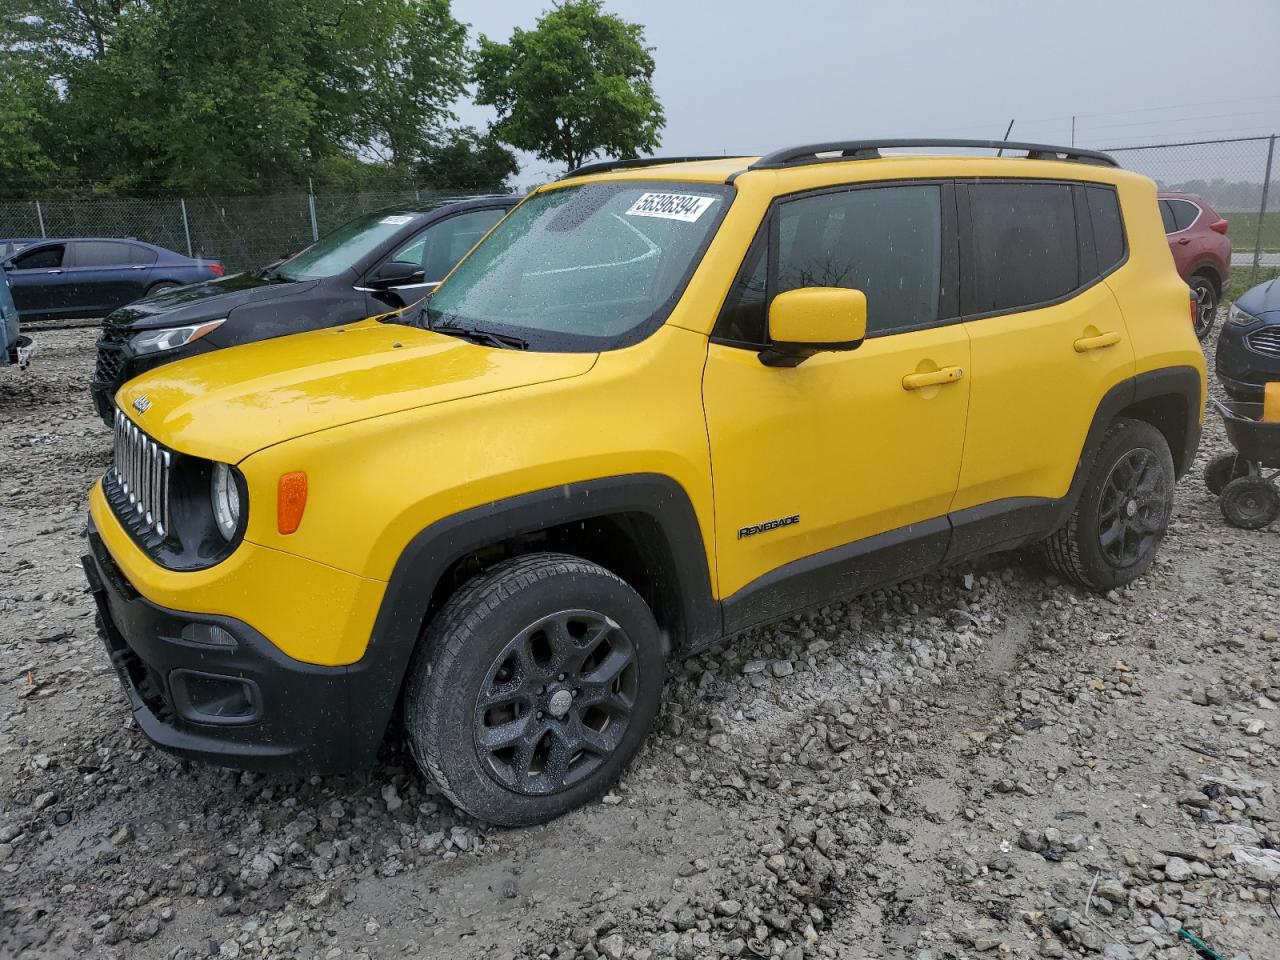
[1,324,1278,960]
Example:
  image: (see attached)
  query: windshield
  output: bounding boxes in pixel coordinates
[423,181,731,349]
[275,210,421,280]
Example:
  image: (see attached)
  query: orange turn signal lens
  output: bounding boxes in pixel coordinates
[277,471,308,534]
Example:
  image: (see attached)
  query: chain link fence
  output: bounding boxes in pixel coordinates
[0,188,504,274]
[1098,135,1278,282]
[3,138,1277,281]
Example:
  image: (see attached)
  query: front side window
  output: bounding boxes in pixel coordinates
[424,182,731,350]
[966,182,1078,314]
[716,184,943,344]
[277,210,423,280]
[391,208,508,284]
[777,185,942,336]
[12,244,65,270]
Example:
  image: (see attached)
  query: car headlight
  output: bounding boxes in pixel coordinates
[1227,303,1259,328]
[211,462,242,541]
[130,319,225,356]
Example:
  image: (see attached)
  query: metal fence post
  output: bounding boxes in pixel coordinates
[179,198,193,257]
[1252,134,1276,286]
[307,193,319,242]
[34,200,46,238]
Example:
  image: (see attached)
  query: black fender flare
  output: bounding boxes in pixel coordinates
[344,474,719,762]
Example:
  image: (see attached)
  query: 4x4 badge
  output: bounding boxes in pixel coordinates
[132,395,151,414]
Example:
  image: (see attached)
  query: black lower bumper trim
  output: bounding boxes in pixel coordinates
[84,517,376,773]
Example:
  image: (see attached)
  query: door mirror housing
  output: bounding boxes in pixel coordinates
[760,287,867,367]
[367,259,425,289]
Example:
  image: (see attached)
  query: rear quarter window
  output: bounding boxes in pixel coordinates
[1085,186,1126,274]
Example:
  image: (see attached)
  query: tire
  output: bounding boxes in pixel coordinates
[145,281,181,298]
[1189,274,1218,341]
[1043,418,1175,592]
[1220,477,1280,530]
[1204,452,1249,496]
[404,552,664,826]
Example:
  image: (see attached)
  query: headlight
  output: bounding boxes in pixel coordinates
[1227,303,1259,328]
[210,462,242,541]
[130,319,224,356]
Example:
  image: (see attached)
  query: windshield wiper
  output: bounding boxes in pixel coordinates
[434,321,529,351]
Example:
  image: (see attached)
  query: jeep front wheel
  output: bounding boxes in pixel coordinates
[404,553,664,826]
[1043,418,1175,592]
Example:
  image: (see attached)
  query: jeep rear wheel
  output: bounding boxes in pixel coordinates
[1043,418,1175,592]
[404,553,664,826]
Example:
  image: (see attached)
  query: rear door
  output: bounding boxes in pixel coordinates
[65,240,144,315]
[951,180,1134,545]
[5,242,69,319]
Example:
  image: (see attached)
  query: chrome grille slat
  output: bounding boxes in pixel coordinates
[1247,327,1280,358]
[109,407,172,544]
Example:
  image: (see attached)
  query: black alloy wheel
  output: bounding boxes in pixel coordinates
[404,552,664,826]
[1096,449,1170,568]
[475,608,638,796]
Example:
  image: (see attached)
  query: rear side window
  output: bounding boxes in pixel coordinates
[965,182,1078,314]
[1085,186,1126,273]
[130,244,158,266]
[1159,201,1177,233]
[74,241,132,267]
[1166,198,1199,231]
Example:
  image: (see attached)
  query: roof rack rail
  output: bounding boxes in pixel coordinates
[748,139,1118,170]
[560,155,741,180]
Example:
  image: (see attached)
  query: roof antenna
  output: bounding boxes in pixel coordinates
[996,119,1015,156]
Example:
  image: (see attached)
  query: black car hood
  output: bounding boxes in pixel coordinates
[104,273,322,331]
[1237,276,1280,321]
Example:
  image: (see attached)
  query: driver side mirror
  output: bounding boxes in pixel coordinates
[367,259,425,289]
[760,287,867,367]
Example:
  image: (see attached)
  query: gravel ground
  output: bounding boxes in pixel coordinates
[1,324,1278,960]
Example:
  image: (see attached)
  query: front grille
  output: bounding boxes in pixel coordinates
[94,326,131,383]
[1247,326,1280,359]
[108,408,172,541]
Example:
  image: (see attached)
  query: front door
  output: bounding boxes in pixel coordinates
[703,182,970,631]
[6,241,69,319]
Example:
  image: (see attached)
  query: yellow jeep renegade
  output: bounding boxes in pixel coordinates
[84,140,1206,825]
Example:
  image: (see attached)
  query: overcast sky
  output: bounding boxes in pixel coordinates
[450,0,1280,188]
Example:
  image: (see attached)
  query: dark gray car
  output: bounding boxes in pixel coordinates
[90,195,518,423]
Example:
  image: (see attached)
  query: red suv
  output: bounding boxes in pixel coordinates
[1159,192,1230,340]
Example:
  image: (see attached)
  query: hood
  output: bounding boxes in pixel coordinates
[1237,276,1280,320]
[106,273,320,330]
[115,320,598,463]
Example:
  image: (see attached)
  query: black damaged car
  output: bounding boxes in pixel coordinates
[1217,274,1280,401]
[90,195,518,423]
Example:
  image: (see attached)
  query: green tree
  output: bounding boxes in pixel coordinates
[473,0,664,172]
[0,0,472,195]
[415,127,518,191]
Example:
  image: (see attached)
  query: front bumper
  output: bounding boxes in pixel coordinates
[84,517,376,773]
[1215,321,1280,401]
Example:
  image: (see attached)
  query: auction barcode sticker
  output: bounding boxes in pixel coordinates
[625,192,715,223]
[380,215,414,225]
